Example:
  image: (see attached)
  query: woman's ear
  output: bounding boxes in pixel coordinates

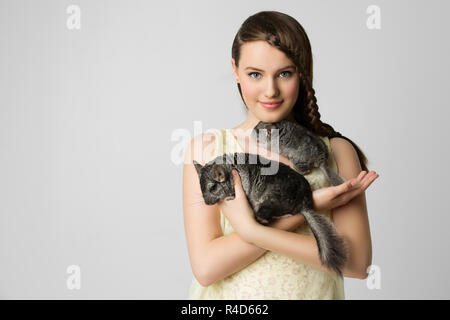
[231,58,239,83]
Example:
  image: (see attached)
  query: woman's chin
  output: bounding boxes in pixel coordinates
[255,111,289,123]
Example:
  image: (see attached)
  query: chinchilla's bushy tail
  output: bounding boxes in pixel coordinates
[301,208,348,277]
[320,164,345,186]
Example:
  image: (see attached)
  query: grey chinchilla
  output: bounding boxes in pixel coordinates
[251,119,345,186]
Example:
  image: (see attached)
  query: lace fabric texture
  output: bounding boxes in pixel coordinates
[188,128,345,300]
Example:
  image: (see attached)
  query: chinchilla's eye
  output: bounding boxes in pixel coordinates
[209,184,218,192]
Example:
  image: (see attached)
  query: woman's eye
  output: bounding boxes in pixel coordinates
[248,72,261,79]
[280,71,292,78]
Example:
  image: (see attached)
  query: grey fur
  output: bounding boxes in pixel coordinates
[193,153,348,276]
[251,120,345,186]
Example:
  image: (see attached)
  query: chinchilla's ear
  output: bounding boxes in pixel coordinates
[193,160,203,177]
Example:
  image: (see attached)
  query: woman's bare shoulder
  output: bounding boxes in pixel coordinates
[184,132,217,166]
[329,137,362,179]
[329,137,358,158]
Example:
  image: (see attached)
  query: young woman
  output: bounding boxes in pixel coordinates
[183,11,379,299]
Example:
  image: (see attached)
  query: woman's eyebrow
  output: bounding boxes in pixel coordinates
[244,65,296,72]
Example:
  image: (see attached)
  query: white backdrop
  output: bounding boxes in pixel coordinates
[1,0,449,299]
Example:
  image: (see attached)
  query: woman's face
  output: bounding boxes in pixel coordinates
[231,40,300,124]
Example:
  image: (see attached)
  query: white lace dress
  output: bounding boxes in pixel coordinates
[188,128,345,299]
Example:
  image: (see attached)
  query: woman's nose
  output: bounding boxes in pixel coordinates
[264,79,279,97]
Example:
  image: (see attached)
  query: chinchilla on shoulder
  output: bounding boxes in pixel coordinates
[251,119,344,186]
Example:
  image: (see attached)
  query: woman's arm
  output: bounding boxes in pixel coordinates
[328,137,374,278]
[183,133,303,287]
[242,138,376,279]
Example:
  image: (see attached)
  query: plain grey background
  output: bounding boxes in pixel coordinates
[1,0,449,299]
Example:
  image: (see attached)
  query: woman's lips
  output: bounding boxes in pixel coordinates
[260,101,282,109]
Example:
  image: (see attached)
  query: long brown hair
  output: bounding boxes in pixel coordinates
[231,11,369,171]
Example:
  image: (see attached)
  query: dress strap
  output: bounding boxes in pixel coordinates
[322,136,338,174]
[210,128,244,158]
[210,129,226,157]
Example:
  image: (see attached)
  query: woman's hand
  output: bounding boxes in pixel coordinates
[312,170,379,212]
[218,169,259,243]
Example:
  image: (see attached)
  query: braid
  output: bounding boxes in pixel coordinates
[295,72,369,172]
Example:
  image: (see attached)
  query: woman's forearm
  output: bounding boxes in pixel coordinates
[246,224,364,279]
[200,232,267,286]
[200,214,305,286]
